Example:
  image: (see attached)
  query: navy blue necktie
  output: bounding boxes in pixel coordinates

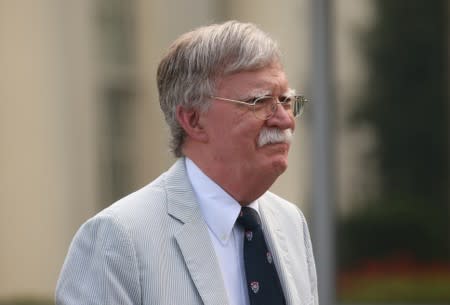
[237,207,286,305]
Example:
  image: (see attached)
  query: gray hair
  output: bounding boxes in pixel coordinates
[157,20,281,157]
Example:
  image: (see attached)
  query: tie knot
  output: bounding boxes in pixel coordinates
[237,207,261,230]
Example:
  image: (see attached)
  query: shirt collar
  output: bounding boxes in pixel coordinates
[185,158,259,245]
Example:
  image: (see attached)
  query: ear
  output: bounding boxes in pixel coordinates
[176,105,209,142]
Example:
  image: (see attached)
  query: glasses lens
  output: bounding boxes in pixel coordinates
[253,96,277,120]
[252,95,307,119]
[292,96,306,117]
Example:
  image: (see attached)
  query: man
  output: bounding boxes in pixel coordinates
[56,21,318,305]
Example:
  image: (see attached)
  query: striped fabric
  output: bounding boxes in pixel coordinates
[55,158,318,305]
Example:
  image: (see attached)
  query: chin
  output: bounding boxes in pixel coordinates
[256,143,290,175]
[258,153,288,178]
[271,157,288,175]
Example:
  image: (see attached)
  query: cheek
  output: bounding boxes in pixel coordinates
[213,124,260,158]
[231,122,263,149]
[230,111,264,134]
[208,109,264,154]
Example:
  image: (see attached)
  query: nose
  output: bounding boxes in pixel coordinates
[265,103,295,131]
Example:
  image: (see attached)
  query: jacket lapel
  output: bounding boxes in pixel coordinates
[165,159,228,305]
[259,197,303,305]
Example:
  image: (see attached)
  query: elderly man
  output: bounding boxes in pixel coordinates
[56,21,318,305]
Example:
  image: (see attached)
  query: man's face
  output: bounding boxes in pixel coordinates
[200,63,296,188]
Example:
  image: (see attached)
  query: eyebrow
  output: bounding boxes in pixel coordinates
[239,88,295,100]
[246,89,271,98]
[285,88,296,96]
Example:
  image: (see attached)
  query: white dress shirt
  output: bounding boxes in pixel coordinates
[186,158,260,305]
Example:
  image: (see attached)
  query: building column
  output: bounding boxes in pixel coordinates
[0,0,98,299]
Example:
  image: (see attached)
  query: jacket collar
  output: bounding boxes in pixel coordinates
[259,196,305,305]
[165,158,229,305]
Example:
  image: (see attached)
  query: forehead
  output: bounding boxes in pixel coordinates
[215,64,289,97]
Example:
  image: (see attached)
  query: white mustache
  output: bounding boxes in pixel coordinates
[257,128,293,147]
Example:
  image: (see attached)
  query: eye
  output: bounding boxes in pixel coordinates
[280,96,292,103]
[244,96,272,105]
[242,97,260,104]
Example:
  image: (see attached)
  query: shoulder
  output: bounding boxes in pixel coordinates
[259,191,310,241]
[103,176,168,223]
[260,191,307,221]
[71,159,187,247]
[90,158,190,231]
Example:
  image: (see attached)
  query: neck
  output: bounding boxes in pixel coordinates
[184,149,278,205]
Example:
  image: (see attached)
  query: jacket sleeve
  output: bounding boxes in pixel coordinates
[303,214,319,305]
[55,212,141,305]
[296,206,319,305]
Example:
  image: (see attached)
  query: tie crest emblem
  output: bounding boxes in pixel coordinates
[266,251,273,264]
[250,281,260,293]
[245,230,253,241]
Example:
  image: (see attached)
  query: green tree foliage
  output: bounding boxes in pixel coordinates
[340,0,449,267]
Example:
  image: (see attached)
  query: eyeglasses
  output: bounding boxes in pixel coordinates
[210,95,309,120]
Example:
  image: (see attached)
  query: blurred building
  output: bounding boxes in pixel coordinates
[1,0,379,302]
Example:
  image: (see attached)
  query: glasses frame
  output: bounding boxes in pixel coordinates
[210,94,309,120]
